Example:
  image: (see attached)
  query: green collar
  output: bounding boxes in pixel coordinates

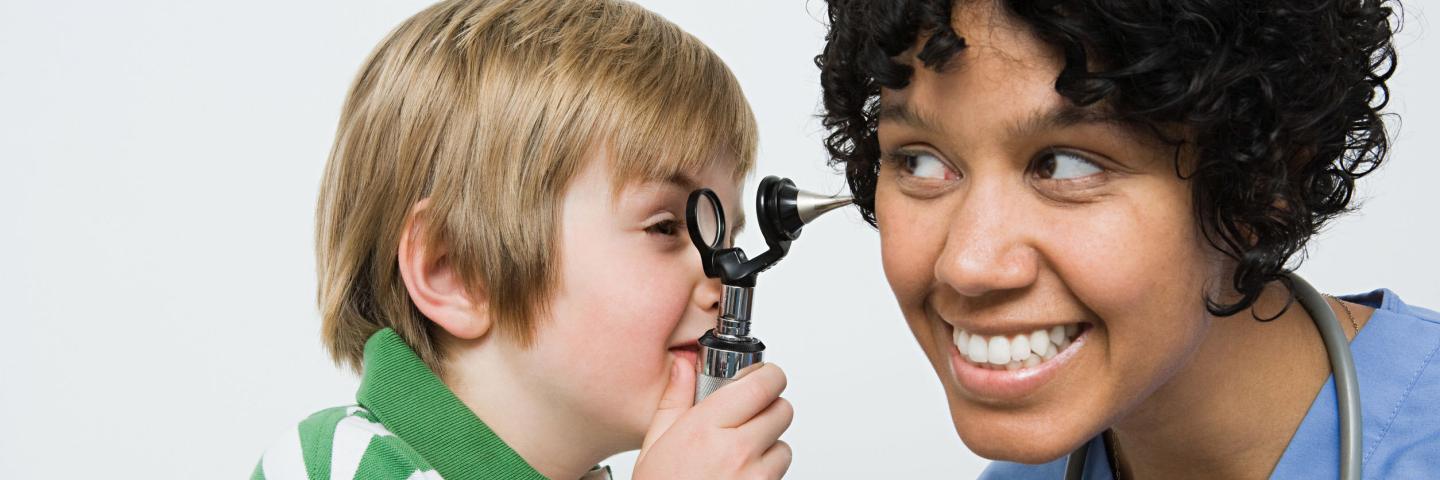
[356,328,547,480]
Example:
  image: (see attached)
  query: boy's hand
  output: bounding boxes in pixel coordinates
[634,357,793,479]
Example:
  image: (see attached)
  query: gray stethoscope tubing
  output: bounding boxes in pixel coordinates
[1062,273,1362,480]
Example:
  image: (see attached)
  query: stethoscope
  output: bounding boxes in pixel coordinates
[1063,272,1363,480]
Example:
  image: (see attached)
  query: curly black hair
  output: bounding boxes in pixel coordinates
[816,0,1399,317]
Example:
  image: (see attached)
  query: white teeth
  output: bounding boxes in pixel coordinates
[968,334,988,364]
[987,336,1011,365]
[1030,330,1051,357]
[1010,334,1030,362]
[953,323,1082,370]
[1049,325,1067,346]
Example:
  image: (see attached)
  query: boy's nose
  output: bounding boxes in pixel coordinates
[693,275,724,314]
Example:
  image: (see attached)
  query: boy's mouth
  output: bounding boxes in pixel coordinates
[669,341,700,368]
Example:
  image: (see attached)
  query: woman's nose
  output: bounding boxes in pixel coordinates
[934,184,1041,297]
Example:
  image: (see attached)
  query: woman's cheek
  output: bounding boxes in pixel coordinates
[1060,201,1214,378]
[1055,191,1194,305]
[878,228,923,302]
[876,196,938,304]
[1053,227,1149,319]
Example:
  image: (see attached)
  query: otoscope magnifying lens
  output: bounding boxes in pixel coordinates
[686,189,726,251]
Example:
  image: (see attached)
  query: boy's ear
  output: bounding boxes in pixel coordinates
[397,199,492,340]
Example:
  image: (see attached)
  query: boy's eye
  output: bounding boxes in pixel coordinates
[645,219,682,237]
[1033,149,1103,181]
[897,151,957,180]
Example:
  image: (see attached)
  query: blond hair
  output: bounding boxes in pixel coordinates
[317,0,757,373]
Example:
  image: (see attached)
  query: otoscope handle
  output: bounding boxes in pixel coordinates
[694,330,766,401]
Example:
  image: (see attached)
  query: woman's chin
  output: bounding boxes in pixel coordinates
[958,432,1087,465]
[949,406,1096,465]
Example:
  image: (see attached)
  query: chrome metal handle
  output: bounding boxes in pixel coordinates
[694,341,764,402]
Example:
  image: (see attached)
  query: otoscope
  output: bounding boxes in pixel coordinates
[686,176,852,401]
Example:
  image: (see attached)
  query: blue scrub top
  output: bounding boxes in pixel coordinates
[979,289,1440,479]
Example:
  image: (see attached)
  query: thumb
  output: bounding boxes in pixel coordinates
[641,355,696,455]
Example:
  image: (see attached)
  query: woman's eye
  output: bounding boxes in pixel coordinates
[1034,149,1103,181]
[902,152,955,180]
[645,219,682,237]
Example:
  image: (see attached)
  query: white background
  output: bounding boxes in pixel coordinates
[1,1,1436,478]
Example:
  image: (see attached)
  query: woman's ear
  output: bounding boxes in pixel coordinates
[397,199,491,340]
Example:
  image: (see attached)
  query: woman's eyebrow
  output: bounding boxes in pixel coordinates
[877,102,945,132]
[878,100,1137,141]
[1005,104,1121,139]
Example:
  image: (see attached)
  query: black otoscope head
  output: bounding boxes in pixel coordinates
[757,176,805,242]
[686,176,853,288]
[686,176,853,402]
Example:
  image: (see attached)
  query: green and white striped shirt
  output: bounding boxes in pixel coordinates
[252,328,610,480]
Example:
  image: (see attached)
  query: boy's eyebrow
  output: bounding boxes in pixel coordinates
[666,173,746,234]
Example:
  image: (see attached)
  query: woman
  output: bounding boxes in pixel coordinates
[816,0,1436,478]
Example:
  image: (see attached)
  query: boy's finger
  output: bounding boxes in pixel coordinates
[738,397,793,446]
[640,356,696,454]
[751,440,793,479]
[700,363,787,428]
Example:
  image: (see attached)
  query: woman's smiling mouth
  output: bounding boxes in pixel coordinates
[941,320,1091,402]
[954,323,1084,369]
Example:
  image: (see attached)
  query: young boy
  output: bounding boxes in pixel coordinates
[253,1,793,478]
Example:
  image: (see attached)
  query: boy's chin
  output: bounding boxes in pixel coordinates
[595,409,651,453]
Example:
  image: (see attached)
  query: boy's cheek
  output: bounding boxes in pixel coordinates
[549,293,686,374]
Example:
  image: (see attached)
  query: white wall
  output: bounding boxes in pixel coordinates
[0,1,1434,478]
